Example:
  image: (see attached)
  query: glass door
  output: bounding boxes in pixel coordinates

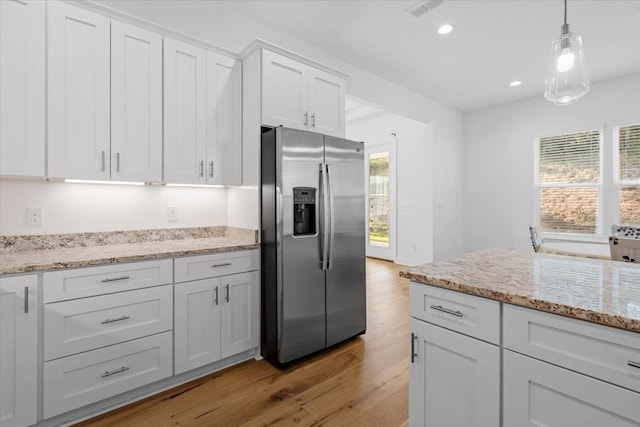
[365,143,396,260]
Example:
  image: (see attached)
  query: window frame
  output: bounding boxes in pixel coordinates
[533,128,605,243]
[613,121,640,228]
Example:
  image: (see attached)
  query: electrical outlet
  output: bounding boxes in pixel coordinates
[27,208,43,226]
[167,206,178,222]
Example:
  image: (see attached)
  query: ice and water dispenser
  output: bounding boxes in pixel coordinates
[293,187,316,236]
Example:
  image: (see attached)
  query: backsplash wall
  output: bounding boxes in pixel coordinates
[0,180,227,236]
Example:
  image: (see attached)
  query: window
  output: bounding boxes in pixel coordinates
[615,124,640,227]
[534,130,602,235]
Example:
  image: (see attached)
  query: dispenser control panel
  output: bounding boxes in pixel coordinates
[293,187,316,236]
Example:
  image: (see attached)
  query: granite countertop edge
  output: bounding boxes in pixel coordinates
[400,270,640,334]
[0,242,260,275]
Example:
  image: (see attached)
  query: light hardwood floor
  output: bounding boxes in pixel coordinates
[77,258,409,427]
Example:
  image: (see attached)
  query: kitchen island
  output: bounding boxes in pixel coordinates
[402,248,640,427]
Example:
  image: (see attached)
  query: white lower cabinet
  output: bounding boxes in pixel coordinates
[174,271,259,374]
[409,318,500,427]
[43,331,173,418]
[0,275,38,427]
[504,350,640,426]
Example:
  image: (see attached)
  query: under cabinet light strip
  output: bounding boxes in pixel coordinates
[64,179,146,186]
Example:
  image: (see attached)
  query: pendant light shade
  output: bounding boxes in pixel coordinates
[544,0,590,105]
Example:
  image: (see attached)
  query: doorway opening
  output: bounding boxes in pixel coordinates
[346,96,434,266]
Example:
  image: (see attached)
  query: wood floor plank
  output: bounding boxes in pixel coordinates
[76,258,410,427]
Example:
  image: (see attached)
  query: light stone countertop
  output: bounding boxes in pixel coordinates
[0,227,259,275]
[400,248,640,333]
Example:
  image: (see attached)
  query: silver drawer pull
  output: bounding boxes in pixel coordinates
[211,263,232,268]
[101,366,129,378]
[24,286,29,314]
[430,304,463,317]
[411,332,417,364]
[225,284,230,303]
[629,361,640,369]
[101,315,130,325]
[101,276,130,283]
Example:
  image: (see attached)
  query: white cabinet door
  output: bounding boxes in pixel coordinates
[409,318,500,427]
[111,21,162,183]
[0,0,45,178]
[504,350,640,426]
[206,51,242,185]
[309,69,345,138]
[48,1,110,180]
[164,37,207,184]
[174,278,222,374]
[262,50,310,131]
[0,275,37,427]
[220,271,259,359]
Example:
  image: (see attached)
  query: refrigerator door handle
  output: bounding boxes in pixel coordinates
[320,163,329,270]
[326,163,335,269]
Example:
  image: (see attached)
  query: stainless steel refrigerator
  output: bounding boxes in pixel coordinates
[261,126,366,366]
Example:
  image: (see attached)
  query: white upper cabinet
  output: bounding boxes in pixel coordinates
[164,38,207,184]
[111,21,163,183]
[309,69,346,137]
[262,50,310,131]
[48,1,110,180]
[206,51,242,186]
[261,49,345,137]
[0,275,38,427]
[0,0,45,178]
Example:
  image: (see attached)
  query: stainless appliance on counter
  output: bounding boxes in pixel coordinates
[261,126,366,366]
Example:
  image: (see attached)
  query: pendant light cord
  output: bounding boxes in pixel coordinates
[564,0,567,26]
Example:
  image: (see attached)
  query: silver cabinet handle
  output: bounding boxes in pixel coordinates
[311,112,316,128]
[430,304,463,317]
[24,286,29,314]
[199,160,204,177]
[116,152,120,173]
[101,315,130,325]
[101,366,129,378]
[214,286,219,305]
[629,361,640,369]
[411,332,417,363]
[225,284,229,303]
[101,276,130,283]
[209,161,214,178]
[304,111,309,126]
[211,263,231,268]
[101,151,106,172]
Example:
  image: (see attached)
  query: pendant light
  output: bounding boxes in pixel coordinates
[544,0,590,105]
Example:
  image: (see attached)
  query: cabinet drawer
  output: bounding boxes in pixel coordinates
[409,282,500,344]
[43,331,173,418]
[43,259,173,302]
[44,285,173,361]
[504,304,640,393]
[174,250,258,283]
[504,350,640,426]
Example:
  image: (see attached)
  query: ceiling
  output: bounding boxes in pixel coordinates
[95,0,640,112]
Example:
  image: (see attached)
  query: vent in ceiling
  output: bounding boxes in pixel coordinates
[407,0,445,18]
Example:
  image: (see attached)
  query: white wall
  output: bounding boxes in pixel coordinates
[463,73,640,253]
[0,180,227,235]
[347,110,434,266]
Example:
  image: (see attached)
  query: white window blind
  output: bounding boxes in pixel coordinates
[616,124,640,226]
[535,130,602,235]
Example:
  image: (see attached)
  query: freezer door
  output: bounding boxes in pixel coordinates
[278,127,327,363]
[324,136,366,346]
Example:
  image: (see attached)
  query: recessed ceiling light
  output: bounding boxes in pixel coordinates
[510,80,522,87]
[437,24,454,35]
